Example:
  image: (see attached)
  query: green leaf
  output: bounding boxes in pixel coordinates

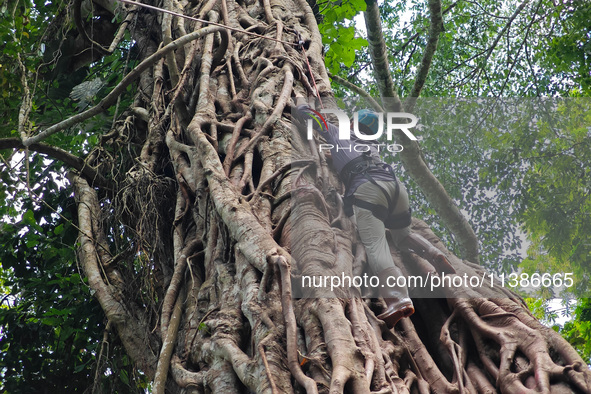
[349,37,367,50]
[120,370,130,386]
[53,224,64,236]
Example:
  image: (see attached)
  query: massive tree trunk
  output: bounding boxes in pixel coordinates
[44,0,591,392]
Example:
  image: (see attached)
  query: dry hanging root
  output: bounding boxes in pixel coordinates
[447,298,590,393]
[62,0,591,392]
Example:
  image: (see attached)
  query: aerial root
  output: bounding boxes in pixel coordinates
[170,355,206,389]
[395,317,457,392]
[161,238,202,336]
[313,298,370,394]
[402,370,430,394]
[273,255,319,394]
[440,308,468,391]
[452,298,588,393]
[348,298,377,386]
[258,334,280,394]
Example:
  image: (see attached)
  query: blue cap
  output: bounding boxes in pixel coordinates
[357,109,379,135]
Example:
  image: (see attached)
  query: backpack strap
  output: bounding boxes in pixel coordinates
[340,154,381,186]
[384,208,412,229]
[340,154,410,228]
[347,197,411,229]
[343,170,411,230]
[348,197,389,219]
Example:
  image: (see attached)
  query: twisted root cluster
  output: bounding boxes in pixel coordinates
[69,0,590,392]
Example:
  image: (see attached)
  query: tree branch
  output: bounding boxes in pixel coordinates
[364,0,480,263]
[170,355,206,388]
[481,0,530,70]
[160,238,201,337]
[235,64,294,160]
[409,0,444,98]
[363,0,401,107]
[0,138,110,189]
[498,0,541,96]
[23,25,223,147]
[70,174,158,378]
[328,74,383,112]
[393,1,458,59]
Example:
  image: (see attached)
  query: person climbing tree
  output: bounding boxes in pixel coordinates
[293,97,456,328]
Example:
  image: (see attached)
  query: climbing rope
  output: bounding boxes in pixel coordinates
[117,0,323,105]
[118,0,297,46]
[295,30,323,108]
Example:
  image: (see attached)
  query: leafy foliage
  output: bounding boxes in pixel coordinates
[541,1,591,96]
[0,167,102,392]
[0,0,590,389]
[0,1,146,391]
[473,100,590,293]
[0,162,148,393]
[317,0,368,73]
[560,298,591,364]
[325,0,591,356]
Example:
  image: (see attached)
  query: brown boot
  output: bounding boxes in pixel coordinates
[376,267,415,328]
[377,297,414,329]
[402,233,456,274]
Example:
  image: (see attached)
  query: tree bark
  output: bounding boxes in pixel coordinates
[55,0,591,392]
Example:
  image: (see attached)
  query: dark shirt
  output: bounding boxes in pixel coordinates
[295,105,395,196]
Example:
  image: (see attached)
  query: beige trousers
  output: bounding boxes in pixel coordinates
[353,180,411,275]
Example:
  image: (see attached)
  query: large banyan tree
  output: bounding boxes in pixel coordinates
[1,0,590,392]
